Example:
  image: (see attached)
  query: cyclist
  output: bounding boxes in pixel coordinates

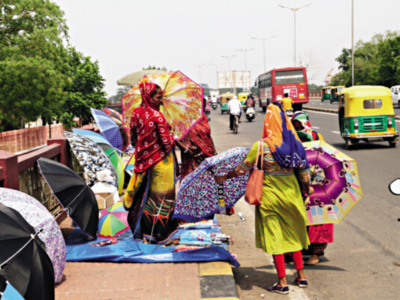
[228,95,242,131]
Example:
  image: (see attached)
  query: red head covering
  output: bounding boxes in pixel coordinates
[130,82,174,173]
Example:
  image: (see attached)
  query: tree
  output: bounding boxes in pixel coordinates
[142,66,167,71]
[298,50,322,81]
[61,47,107,127]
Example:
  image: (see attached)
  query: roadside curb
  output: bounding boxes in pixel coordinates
[304,106,400,120]
[198,262,239,300]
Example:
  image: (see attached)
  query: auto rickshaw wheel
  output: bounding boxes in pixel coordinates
[351,139,359,145]
[345,139,352,150]
[262,106,267,113]
[389,141,397,148]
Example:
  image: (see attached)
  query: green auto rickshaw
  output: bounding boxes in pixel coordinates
[330,86,345,104]
[338,86,399,149]
[220,92,235,114]
[321,86,332,102]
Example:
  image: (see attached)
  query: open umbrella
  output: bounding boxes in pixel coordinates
[302,140,363,225]
[65,131,118,188]
[102,107,131,146]
[72,129,125,194]
[91,108,123,151]
[37,157,99,239]
[174,147,249,221]
[122,71,203,140]
[0,270,25,300]
[117,69,163,86]
[0,203,54,300]
[98,202,129,238]
[0,188,66,283]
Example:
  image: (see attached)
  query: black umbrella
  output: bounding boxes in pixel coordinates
[37,157,99,239]
[0,203,54,300]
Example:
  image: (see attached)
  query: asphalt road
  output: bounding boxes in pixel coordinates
[309,98,400,116]
[209,105,400,300]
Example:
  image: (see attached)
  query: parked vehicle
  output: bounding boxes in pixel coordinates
[256,67,309,112]
[338,86,399,149]
[220,92,235,114]
[390,85,400,107]
[330,86,345,104]
[321,86,332,102]
[246,106,255,122]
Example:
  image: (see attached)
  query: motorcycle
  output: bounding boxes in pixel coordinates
[211,103,218,110]
[285,109,294,119]
[246,106,255,122]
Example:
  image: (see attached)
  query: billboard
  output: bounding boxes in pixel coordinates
[217,71,251,90]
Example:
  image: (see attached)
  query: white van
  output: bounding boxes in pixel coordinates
[390,86,400,107]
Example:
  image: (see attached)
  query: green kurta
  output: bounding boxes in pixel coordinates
[236,141,310,255]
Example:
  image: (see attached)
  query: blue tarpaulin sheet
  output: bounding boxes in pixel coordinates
[66,217,240,267]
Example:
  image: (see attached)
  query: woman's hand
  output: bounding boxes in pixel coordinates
[307,186,314,196]
[214,175,228,184]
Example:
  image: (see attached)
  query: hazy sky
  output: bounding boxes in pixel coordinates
[54,0,400,96]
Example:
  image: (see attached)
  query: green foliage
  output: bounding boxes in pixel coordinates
[63,47,107,126]
[142,66,167,71]
[308,83,324,91]
[331,30,400,87]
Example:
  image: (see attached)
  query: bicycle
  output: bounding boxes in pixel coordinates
[233,115,239,134]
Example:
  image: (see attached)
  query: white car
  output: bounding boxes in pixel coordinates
[390,85,400,107]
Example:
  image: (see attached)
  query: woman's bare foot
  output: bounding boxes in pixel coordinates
[305,254,320,265]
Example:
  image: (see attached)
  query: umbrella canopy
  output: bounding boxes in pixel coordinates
[102,107,131,151]
[37,157,99,239]
[117,69,163,86]
[0,270,25,300]
[91,108,123,151]
[72,129,125,194]
[65,131,118,188]
[122,71,204,140]
[0,188,66,283]
[124,152,135,177]
[0,203,54,300]
[174,147,249,221]
[302,140,363,225]
[98,202,129,238]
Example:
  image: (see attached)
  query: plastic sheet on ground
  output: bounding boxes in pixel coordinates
[65,217,239,267]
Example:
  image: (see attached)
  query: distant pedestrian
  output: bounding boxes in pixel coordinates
[215,103,313,295]
[204,97,211,120]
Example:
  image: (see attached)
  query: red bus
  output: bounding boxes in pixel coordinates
[256,67,309,112]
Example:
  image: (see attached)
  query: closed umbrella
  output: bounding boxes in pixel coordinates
[0,203,54,300]
[37,157,99,239]
[0,188,66,283]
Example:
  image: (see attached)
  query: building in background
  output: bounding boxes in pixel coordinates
[217,71,251,95]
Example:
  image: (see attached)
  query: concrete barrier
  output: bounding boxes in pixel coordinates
[303,106,400,120]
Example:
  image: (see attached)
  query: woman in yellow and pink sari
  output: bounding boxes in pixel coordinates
[123,82,178,244]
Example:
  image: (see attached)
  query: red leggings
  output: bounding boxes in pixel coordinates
[273,251,304,278]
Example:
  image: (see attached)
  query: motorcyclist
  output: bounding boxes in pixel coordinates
[244,94,256,113]
[228,95,242,130]
[281,93,294,111]
[211,95,218,104]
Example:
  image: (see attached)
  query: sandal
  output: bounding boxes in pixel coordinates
[305,254,320,265]
[267,283,289,295]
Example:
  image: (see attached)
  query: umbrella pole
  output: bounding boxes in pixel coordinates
[0,229,43,269]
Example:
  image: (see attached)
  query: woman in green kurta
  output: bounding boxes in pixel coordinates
[215,103,314,295]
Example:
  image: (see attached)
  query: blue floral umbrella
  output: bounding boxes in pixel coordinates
[91,108,123,150]
[174,147,249,221]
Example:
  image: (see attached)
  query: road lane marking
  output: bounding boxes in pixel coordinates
[332,131,341,134]
[236,199,310,300]
[312,126,320,129]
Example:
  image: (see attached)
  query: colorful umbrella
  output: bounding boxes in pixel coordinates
[174,147,249,221]
[124,151,135,177]
[0,188,66,284]
[0,203,54,300]
[0,270,25,300]
[302,140,363,225]
[72,129,125,194]
[65,131,118,188]
[37,158,99,239]
[98,202,129,238]
[91,108,123,151]
[122,71,203,140]
[102,107,123,123]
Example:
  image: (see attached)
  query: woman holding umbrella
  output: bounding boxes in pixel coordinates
[291,111,334,265]
[123,82,178,244]
[215,103,314,295]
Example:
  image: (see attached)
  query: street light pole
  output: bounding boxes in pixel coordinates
[279,4,311,66]
[194,64,205,84]
[251,36,276,72]
[210,63,219,92]
[352,0,355,86]
[222,55,236,92]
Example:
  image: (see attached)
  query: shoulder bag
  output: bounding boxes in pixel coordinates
[244,140,264,206]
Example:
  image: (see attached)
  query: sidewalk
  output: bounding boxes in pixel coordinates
[57,217,238,300]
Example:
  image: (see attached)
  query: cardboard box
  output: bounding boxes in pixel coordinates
[95,192,114,210]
